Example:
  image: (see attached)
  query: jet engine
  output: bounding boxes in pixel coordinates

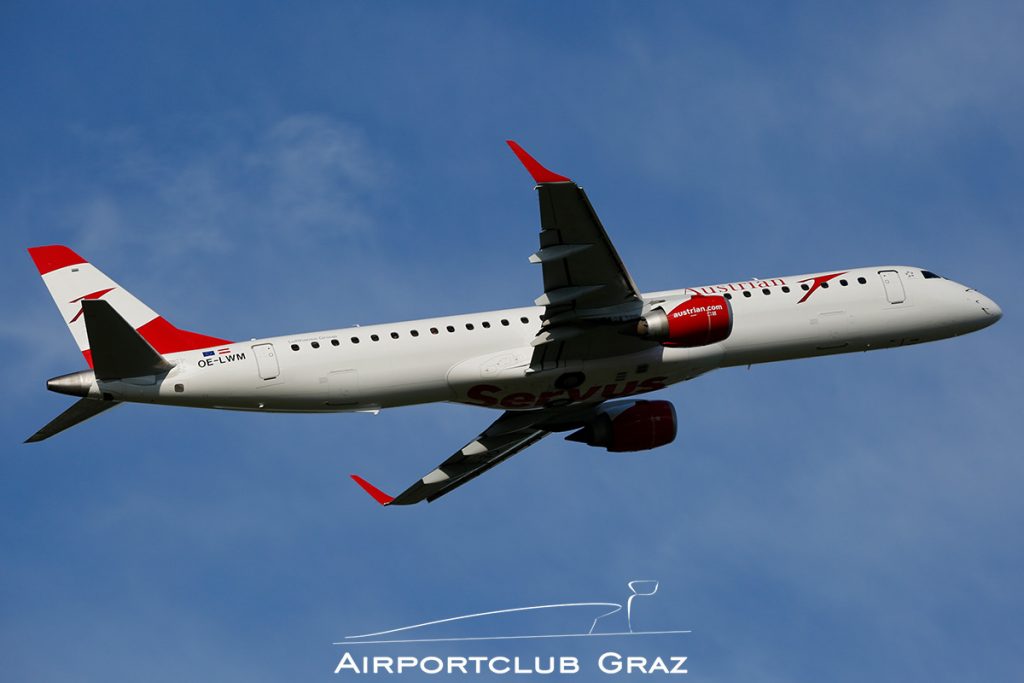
[566,400,677,452]
[637,294,733,347]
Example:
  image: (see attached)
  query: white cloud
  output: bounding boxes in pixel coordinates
[67,113,384,259]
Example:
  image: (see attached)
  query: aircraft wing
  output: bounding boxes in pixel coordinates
[351,405,607,506]
[508,141,641,311]
[507,141,654,369]
[351,411,551,505]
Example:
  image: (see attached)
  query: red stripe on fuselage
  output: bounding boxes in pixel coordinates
[135,317,231,354]
[82,317,231,368]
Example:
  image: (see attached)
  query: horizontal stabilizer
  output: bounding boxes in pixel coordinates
[82,300,173,380]
[25,397,121,443]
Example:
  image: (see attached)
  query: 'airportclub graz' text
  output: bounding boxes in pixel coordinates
[334,652,688,675]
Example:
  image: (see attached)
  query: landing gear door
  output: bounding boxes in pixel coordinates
[878,270,906,304]
[252,343,279,380]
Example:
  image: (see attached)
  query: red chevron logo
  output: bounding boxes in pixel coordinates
[68,288,116,323]
[796,272,846,304]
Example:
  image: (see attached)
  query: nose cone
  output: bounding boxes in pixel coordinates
[964,289,1002,329]
[979,293,1002,321]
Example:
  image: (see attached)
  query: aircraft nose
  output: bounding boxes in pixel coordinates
[980,294,1002,321]
[965,289,1002,326]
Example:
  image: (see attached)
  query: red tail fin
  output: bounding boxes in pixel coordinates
[29,245,230,366]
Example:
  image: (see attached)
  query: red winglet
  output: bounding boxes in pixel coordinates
[506,140,571,183]
[28,245,87,275]
[350,475,394,505]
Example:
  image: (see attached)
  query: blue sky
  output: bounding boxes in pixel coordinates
[2,1,1022,680]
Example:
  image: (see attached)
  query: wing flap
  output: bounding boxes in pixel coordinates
[534,285,606,307]
[528,243,594,264]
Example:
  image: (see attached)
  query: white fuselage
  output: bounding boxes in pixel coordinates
[93,265,1001,414]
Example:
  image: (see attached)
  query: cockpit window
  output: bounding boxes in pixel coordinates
[922,270,942,279]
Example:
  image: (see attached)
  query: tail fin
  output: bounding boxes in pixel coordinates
[28,245,230,366]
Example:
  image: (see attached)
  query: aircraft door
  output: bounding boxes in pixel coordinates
[878,270,906,304]
[252,343,280,380]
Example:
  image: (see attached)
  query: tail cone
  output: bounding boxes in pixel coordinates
[46,370,96,398]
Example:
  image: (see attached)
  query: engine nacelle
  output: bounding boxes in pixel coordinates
[566,400,677,452]
[637,294,733,347]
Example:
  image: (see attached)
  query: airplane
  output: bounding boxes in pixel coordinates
[25,141,1002,505]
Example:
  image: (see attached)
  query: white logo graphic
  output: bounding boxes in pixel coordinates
[337,580,689,646]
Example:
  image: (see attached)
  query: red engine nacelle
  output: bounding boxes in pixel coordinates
[566,400,677,452]
[637,294,733,347]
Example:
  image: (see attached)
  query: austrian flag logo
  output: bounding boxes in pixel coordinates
[197,347,246,367]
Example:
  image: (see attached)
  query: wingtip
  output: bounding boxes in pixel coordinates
[350,474,394,505]
[505,140,571,184]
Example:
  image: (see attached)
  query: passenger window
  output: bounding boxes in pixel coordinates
[501,319,510,326]
[430,327,439,335]
[446,325,455,333]
[762,289,770,295]
[351,337,360,344]
[390,332,399,339]
[724,293,732,300]
[482,321,491,329]
[782,286,790,293]
[311,341,320,349]
[743,291,752,298]
[466,323,474,331]
[857,277,867,284]
[801,284,810,291]
[331,339,340,346]
[821,282,829,289]
[840,279,848,286]
[371,334,380,342]
[520,317,529,323]
[290,344,299,351]
[411,330,419,337]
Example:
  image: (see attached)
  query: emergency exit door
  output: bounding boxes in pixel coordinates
[252,343,279,380]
